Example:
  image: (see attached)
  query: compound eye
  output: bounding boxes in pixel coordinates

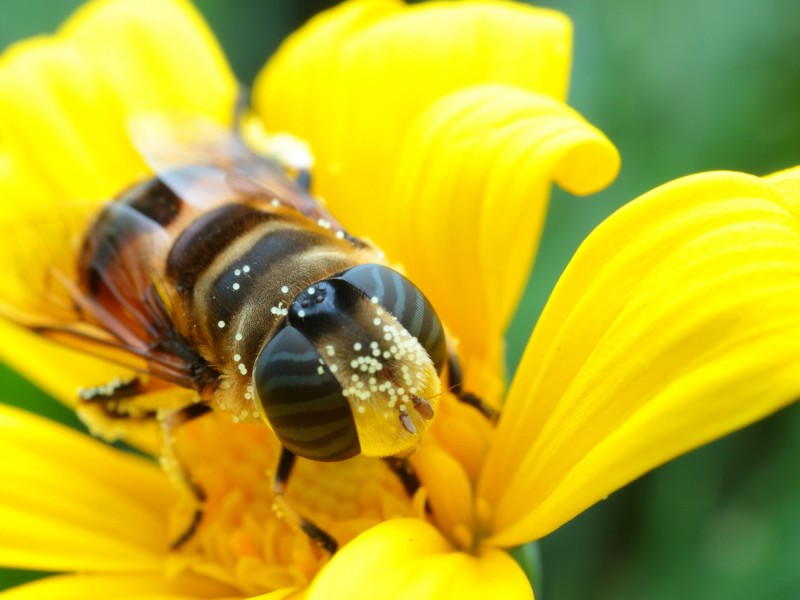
[253,326,360,461]
[340,264,446,373]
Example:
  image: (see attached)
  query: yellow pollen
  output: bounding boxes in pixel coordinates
[169,415,415,595]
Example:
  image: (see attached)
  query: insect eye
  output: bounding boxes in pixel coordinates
[339,264,446,373]
[253,326,360,461]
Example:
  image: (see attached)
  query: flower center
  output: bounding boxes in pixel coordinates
[166,413,417,596]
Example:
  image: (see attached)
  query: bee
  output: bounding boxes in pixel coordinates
[1,114,490,553]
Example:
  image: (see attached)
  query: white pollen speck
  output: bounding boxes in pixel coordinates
[298,310,306,318]
[233,353,241,362]
[373,318,381,326]
[271,198,280,206]
[217,320,226,329]
[234,269,241,276]
[357,406,366,414]
[238,364,248,375]
[330,364,338,373]
[370,296,379,304]
[317,366,325,375]
[308,287,315,294]
[335,231,345,239]
[326,345,335,356]
[233,282,240,291]
[353,342,362,351]
[281,285,289,294]
[244,392,252,400]
[243,265,251,273]
[235,333,243,341]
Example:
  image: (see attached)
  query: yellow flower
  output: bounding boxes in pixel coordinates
[2,0,800,598]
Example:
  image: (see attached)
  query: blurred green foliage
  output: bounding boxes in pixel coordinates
[1,0,799,598]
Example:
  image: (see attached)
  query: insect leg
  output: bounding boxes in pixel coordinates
[160,402,213,550]
[382,456,433,515]
[78,375,158,420]
[273,447,338,554]
[447,348,500,423]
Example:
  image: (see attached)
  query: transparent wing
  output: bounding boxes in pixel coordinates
[128,113,347,233]
[0,200,199,387]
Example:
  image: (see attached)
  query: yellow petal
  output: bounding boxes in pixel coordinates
[412,444,475,546]
[0,0,236,202]
[385,84,618,387]
[254,0,573,242]
[480,170,800,546]
[0,573,237,600]
[0,404,174,571]
[766,165,800,218]
[307,519,532,600]
[244,592,298,600]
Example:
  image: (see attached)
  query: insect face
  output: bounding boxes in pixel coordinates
[253,264,445,461]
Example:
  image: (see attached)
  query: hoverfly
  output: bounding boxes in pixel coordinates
[0,114,491,553]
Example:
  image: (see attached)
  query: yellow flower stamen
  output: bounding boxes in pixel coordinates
[167,413,417,594]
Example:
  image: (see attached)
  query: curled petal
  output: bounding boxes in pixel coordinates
[254,0,573,244]
[480,170,800,545]
[0,404,173,571]
[307,519,532,600]
[386,84,618,384]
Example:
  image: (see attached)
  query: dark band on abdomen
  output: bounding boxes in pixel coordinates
[204,226,335,329]
[167,203,276,293]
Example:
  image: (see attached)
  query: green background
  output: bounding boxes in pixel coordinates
[1,1,799,598]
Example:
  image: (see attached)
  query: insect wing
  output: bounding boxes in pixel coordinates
[0,200,197,387]
[128,113,345,232]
